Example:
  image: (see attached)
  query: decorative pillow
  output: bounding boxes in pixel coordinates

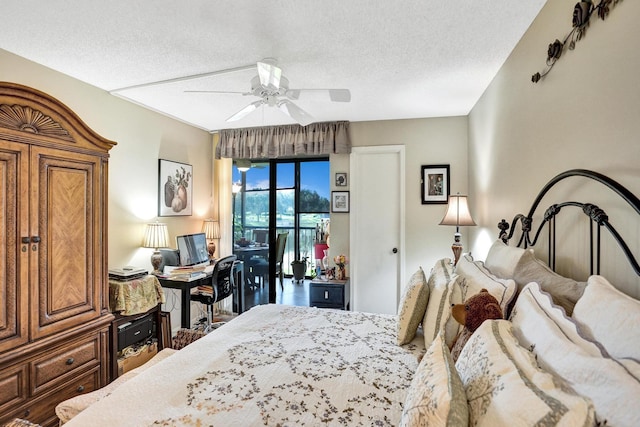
[483,239,528,279]
[422,259,457,348]
[456,319,594,426]
[511,283,640,427]
[513,250,586,315]
[399,332,468,427]
[397,267,430,345]
[572,275,640,361]
[454,254,517,316]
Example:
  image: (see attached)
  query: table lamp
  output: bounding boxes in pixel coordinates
[439,194,476,266]
[142,222,170,275]
[202,218,221,259]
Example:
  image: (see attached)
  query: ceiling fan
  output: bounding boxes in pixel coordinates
[185,59,351,126]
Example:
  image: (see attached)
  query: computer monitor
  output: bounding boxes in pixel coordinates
[176,232,210,266]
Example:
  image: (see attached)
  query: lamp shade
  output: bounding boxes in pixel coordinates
[142,222,170,249]
[201,219,221,240]
[439,195,476,228]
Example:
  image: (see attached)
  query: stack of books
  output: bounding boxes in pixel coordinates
[164,265,208,281]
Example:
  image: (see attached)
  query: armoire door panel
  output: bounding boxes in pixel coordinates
[30,147,101,339]
[0,143,29,352]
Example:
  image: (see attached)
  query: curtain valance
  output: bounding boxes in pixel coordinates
[215,121,351,159]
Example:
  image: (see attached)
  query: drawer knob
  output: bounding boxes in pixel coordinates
[77,385,85,393]
[23,409,30,417]
[324,290,329,299]
[66,357,75,365]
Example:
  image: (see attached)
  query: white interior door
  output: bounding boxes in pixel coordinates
[350,146,405,314]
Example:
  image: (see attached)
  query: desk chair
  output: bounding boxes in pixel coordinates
[248,232,288,290]
[190,255,236,333]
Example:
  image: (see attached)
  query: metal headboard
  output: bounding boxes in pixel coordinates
[497,169,640,277]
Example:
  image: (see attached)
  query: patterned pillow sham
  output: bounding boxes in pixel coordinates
[511,282,640,427]
[483,239,528,279]
[399,332,468,427]
[422,258,458,348]
[572,275,640,361]
[456,319,595,427]
[454,254,516,316]
[397,267,430,345]
[513,250,586,315]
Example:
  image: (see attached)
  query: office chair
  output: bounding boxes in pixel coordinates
[190,255,236,333]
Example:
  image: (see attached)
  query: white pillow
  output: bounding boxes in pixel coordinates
[399,332,468,427]
[422,259,457,348]
[511,282,640,427]
[483,239,528,279]
[572,275,640,361]
[397,267,430,345]
[456,319,594,426]
[454,254,517,316]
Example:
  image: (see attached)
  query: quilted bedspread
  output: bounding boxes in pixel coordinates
[65,304,425,426]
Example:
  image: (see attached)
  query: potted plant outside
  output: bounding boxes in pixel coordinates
[291,257,308,283]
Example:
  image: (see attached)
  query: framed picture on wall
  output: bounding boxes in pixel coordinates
[158,159,193,216]
[421,164,450,204]
[331,191,350,213]
[335,172,348,186]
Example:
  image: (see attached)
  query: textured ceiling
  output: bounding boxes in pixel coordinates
[1,1,546,132]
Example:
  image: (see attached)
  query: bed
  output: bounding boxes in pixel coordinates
[58,169,640,427]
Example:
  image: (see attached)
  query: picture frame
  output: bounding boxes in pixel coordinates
[421,164,450,204]
[335,172,348,187]
[331,191,350,213]
[158,159,193,216]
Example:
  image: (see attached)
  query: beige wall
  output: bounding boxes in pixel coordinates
[331,117,469,278]
[1,48,215,329]
[468,0,640,297]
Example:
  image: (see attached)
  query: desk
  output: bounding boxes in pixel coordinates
[157,261,245,328]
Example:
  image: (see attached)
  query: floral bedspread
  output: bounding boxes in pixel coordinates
[66,305,424,426]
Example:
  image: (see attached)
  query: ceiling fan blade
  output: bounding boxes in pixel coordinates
[226,100,264,122]
[278,99,314,126]
[257,61,282,90]
[285,88,351,102]
[185,90,248,95]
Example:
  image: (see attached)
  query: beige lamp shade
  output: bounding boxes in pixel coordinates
[202,219,221,259]
[439,194,477,228]
[439,194,476,266]
[142,222,169,274]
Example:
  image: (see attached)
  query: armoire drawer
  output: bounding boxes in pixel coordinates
[30,335,100,394]
[0,363,28,416]
[4,367,100,427]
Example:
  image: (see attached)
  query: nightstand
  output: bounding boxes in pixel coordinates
[309,278,350,310]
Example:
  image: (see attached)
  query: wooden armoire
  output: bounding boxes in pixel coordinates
[0,82,116,426]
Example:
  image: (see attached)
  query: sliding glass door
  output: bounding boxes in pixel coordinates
[232,158,329,304]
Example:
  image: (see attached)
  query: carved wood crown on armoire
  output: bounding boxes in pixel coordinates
[0,82,116,426]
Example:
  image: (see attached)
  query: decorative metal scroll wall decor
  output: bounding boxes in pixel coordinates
[531,0,620,83]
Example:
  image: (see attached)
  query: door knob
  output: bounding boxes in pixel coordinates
[392,248,398,254]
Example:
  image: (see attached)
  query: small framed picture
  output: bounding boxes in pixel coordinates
[331,191,350,213]
[159,159,193,216]
[335,172,348,187]
[421,164,450,204]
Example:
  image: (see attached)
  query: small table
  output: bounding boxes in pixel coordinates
[309,278,350,310]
